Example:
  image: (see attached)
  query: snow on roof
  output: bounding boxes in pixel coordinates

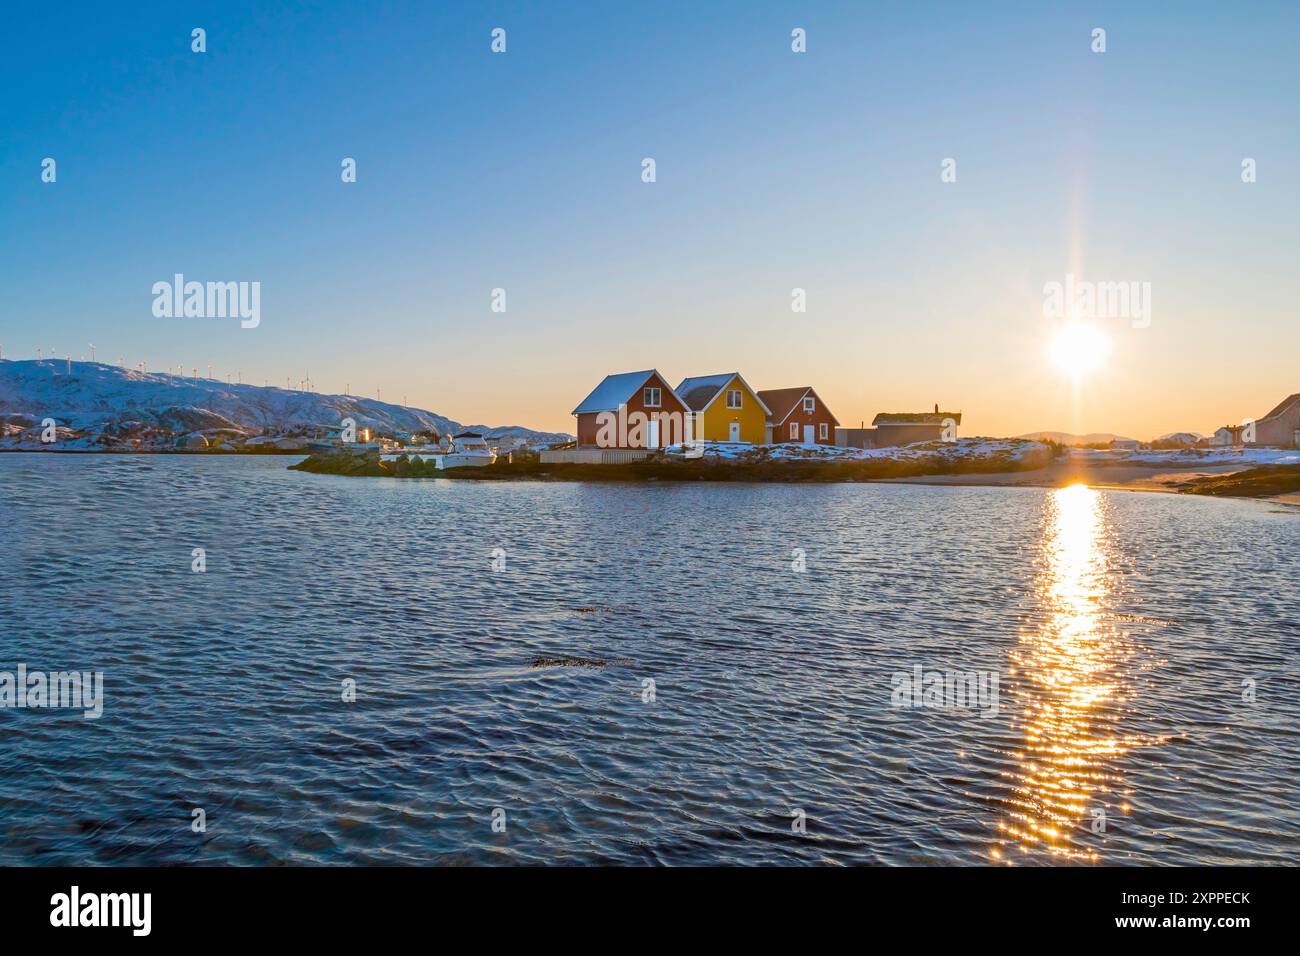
[674,373,737,411]
[674,373,771,415]
[572,370,660,415]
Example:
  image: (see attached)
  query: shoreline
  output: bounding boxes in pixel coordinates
[285,449,1300,502]
[7,447,1296,503]
[877,461,1246,492]
[0,447,307,455]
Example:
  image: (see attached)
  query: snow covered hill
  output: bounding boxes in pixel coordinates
[0,360,570,450]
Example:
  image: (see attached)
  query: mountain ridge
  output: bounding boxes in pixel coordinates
[0,359,570,449]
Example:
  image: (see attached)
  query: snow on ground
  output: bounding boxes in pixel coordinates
[1067,446,1300,466]
[657,439,1300,467]
[663,438,1051,462]
[0,359,571,450]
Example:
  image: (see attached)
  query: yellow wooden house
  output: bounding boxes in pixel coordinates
[674,373,771,444]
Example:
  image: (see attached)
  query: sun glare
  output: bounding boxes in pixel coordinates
[1048,324,1110,380]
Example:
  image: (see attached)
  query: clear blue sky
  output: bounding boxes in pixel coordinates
[2,1,1296,435]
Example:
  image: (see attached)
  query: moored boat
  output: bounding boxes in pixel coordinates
[378,432,496,469]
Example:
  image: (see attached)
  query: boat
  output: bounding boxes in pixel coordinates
[434,432,497,469]
[378,432,496,469]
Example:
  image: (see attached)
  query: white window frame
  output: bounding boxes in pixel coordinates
[789,422,799,440]
[643,386,661,408]
[819,422,828,440]
[727,389,743,409]
[803,396,815,413]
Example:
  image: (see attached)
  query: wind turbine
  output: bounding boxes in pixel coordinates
[89,343,96,362]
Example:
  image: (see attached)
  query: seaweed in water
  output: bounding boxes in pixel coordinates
[531,656,632,669]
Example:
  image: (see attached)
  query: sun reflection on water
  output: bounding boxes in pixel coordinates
[995,484,1143,863]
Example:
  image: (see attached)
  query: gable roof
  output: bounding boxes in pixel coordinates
[757,386,840,427]
[674,373,771,415]
[873,411,962,426]
[572,369,675,415]
[757,387,809,425]
[1258,393,1300,423]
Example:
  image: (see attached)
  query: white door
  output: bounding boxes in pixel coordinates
[803,425,815,445]
[729,422,741,442]
[646,419,660,448]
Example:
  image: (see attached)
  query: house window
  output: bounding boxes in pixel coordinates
[643,386,661,408]
[803,396,815,413]
[819,422,828,440]
[727,389,743,409]
[789,422,799,440]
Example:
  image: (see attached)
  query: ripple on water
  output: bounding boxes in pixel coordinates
[0,455,1296,865]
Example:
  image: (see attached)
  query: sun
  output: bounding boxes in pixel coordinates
[1048,323,1110,379]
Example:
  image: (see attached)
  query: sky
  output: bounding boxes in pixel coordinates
[1,1,1297,438]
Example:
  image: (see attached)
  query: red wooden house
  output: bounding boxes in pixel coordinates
[758,387,840,445]
[571,369,688,448]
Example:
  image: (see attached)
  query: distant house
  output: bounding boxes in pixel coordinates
[1211,426,1238,447]
[571,369,688,448]
[758,387,839,445]
[869,405,961,447]
[1247,393,1300,447]
[1109,438,1140,450]
[675,373,770,444]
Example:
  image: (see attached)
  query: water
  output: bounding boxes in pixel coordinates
[0,454,1296,865]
